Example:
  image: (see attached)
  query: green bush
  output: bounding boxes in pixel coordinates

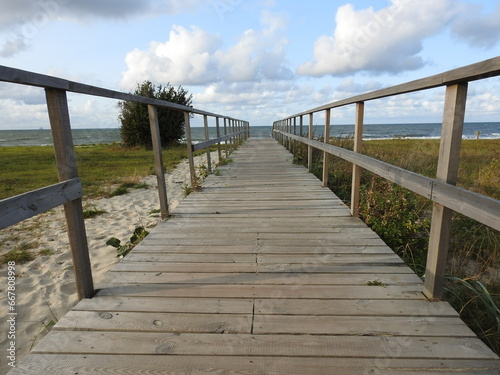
[118,81,192,148]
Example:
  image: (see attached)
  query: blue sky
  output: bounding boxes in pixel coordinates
[0,0,499,129]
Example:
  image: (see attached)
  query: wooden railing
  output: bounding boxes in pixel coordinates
[0,65,249,300]
[273,56,500,300]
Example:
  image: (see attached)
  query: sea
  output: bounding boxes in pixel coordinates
[0,122,499,147]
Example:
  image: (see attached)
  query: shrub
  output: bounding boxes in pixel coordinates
[118,81,192,148]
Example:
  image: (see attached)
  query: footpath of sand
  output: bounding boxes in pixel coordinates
[0,151,220,373]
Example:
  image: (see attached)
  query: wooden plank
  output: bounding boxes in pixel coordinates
[123,253,257,263]
[131,244,393,254]
[31,332,496,359]
[74,296,254,313]
[97,284,425,299]
[10,355,500,375]
[255,298,458,316]
[0,178,82,229]
[54,310,252,333]
[112,262,413,274]
[101,271,422,285]
[254,315,475,336]
[257,254,405,264]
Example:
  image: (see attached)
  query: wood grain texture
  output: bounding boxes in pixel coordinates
[10,138,499,375]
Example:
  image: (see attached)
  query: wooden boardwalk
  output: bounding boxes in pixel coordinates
[10,138,500,374]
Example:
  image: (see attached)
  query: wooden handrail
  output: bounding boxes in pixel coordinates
[0,67,249,300]
[273,56,500,300]
[283,57,500,119]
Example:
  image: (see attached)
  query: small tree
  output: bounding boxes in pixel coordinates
[118,81,193,148]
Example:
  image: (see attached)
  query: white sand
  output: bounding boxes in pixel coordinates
[0,151,220,373]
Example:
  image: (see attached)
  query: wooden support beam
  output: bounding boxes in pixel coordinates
[424,83,468,300]
[351,102,364,217]
[45,88,94,300]
[322,109,331,188]
[224,118,229,158]
[203,115,212,173]
[308,113,313,172]
[184,112,197,186]
[216,117,222,161]
[148,105,169,219]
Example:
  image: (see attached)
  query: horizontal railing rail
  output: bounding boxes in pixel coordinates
[272,56,500,300]
[0,65,249,300]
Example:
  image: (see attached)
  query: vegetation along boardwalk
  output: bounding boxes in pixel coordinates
[9,137,500,374]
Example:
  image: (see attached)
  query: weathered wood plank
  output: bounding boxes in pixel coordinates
[74,296,254,313]
[55,310,252,333]
[0,178,82,229]
[254,315,475,336]
[255,298,458,316]
[11,355,500,375]
[97,284,425,299]
[101,271,422,285]
[31,332,496,359]
[112,262,413,274]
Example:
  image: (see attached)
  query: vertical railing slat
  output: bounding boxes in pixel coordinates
[351,102,364,217]
[45,88,94,300]
[203,115,212,173]
[224,118,229,158]
[216,117,222,162]
[148,105,169,219]
[423,82,468,300]
[184,111,197,186]
[308,113,313,172]
[322,109,331,188]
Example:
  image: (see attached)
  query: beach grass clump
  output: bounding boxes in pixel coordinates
[82,206,107,219]
[1,242,38,264]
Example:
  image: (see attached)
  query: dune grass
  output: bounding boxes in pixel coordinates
[0,143,190,200]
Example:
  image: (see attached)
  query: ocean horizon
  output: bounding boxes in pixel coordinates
[0,122,499,147]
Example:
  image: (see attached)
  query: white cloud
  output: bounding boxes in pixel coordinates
[121,12,292,89]
[451,2,500,49]
[297,0,458,77]
[0,0,207,57]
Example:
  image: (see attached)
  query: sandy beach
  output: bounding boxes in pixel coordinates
[0,150,220,373]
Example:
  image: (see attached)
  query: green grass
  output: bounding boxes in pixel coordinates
[82,206,107,219]
[0,143,189,200]
[1,242,38,264]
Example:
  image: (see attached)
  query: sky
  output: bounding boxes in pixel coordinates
[0,0,499,130]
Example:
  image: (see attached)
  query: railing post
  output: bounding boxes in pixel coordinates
[423,82,468,300]
[322,109,331,188]
[148,105,169,219]
[45,88,94,300]
[308,113,313,172]
[351,102,364,217]
[224,118,229,157]
[299,115,303,137]
[293,117,297,154]
[203,115,212,173]
[184,111,197,186]
[216,117,222,162]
